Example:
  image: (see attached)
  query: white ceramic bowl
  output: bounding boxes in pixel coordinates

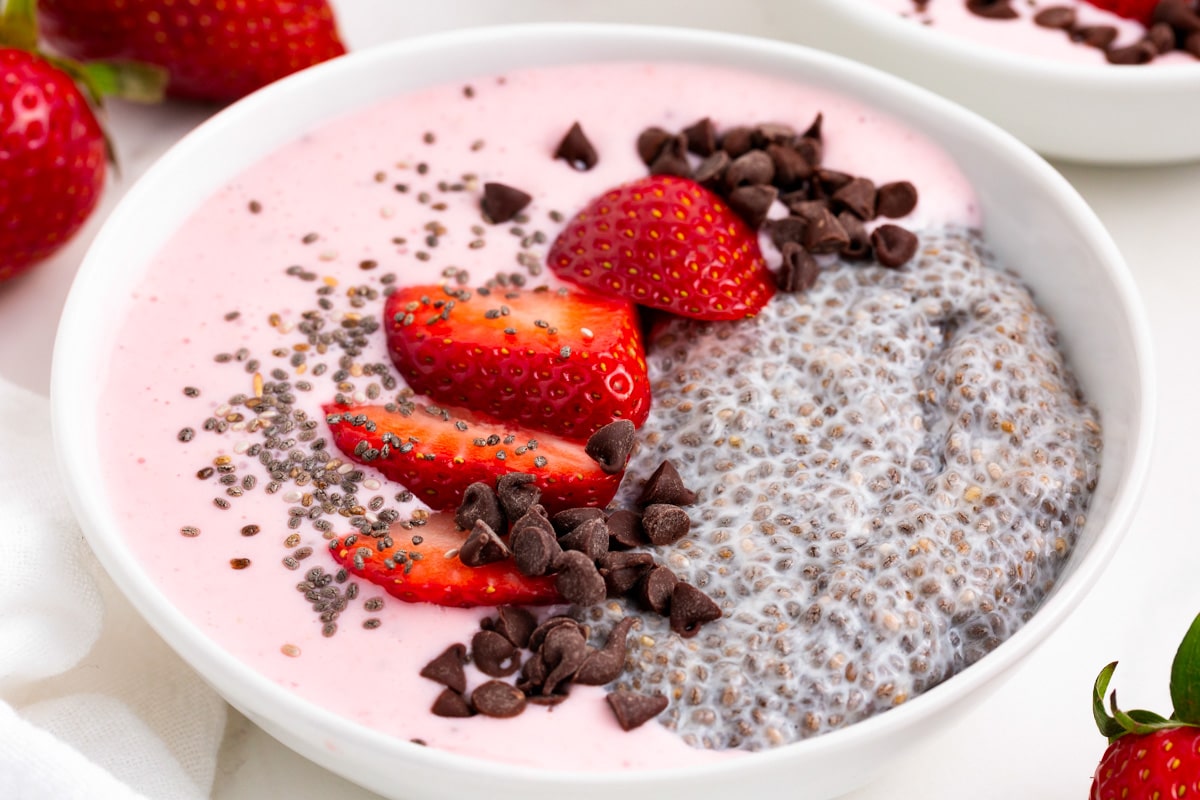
[52,23,1153,800]
[795,1,1200,164]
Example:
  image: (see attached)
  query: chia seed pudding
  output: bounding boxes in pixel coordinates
[94,60,1100,768]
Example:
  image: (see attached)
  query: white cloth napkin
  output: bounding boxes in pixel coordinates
[0,377,227,799]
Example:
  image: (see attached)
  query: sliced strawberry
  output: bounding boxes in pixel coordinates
[1080,0,1157,25]
[547,175,775,321]
[324,401,623,513]
[384,283,650,441]
[330,514,561,607]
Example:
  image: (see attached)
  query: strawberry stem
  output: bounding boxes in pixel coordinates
[0,0,38,51]
[1170,612,1200,723]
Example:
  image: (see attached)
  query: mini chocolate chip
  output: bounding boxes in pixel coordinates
[669,583,723,638]
[719,126,755,158]
[815,168,854,195]
[766,143,814,188]
[540,626,589,695]
[725,150,775,189]
[641,504,691,546]
[511,517,561,577]
[607,690,668,731]
[554,550,607,606]
[832,176,876,221]
[649,148,693,179]
[637,565,679,615]
[965,0,1017,19]
[455,481,506,533]
[1145,22,1177,54]
[768,216,809,251]
[575,617,635,685]
[481,182,532,224]
[519,650,549,693]
[837,211,872,261]
[727,184,778,230]
[777,242,820,293]
[1075,25,1118,49]
[459,519,510,567]
[606,509,646,549]
[796,136,822,168]
[1033,6,1075,29]
[598,551,655,597]
[496,472,540,522]
[876,181,919,219]
[493,605,537,648]
[419,643,468,693]
[786,196,830,221]
[801,112,824,142]
[558,516,610,560]
[638,460,697,507]
[431,688,474,718]
[472,629,521,677]
[555,121,598,171]
[636,126,674,166]
[528,615,582,653]
[693,150,731,188]
[1155,0,1200,34]
[585,419,636,475]
[1107,42,1156,64]
[551,506,606,535]
[472,680,527,718]
[527,692,570,707]
[803,206,850,254]
[871,224,920,269]
[753,122,797,148]
[683,117,718,156]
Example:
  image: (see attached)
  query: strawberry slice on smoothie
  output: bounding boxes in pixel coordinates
[383,283,651,441]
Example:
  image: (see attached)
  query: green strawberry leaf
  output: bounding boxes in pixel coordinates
[1170,613,1200,725]
[1094,661,1125,740]
[1109,690,1195,739]
[0,0,38,51]
[50,57,167,107]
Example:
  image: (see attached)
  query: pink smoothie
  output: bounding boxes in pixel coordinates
[97,61,982,769]
[868,0,1197,65]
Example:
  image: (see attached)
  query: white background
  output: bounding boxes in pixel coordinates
[1,2,1197,797]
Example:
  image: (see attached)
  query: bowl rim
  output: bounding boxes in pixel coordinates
[50,20,1157,786]
[812,0,1200,87]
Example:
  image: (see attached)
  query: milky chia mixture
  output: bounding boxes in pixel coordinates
[96,61,1102,767]
[603,230,1101,749]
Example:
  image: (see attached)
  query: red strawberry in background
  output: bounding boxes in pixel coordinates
[547,174,776,321]
[1081,0,1159,25]
[324,401,626,514]
[1090,613,1200,799]
[384,283,650,441]
[37,0,345,102]
[1,0,163,282]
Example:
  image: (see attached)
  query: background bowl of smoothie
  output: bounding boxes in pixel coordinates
[795,0,1200,164]
[51,23,1153,800]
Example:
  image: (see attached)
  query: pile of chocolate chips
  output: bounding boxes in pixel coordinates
[631,115,921,292]
[966,0,1200,63]
[419,421,722,729]
[419,608,666,730]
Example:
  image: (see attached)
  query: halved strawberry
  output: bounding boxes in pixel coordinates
[1082,0,1157,25]
[324,401,624,513]
[330,514,561,607]
[547,175,775,321]
[384,284,650,441]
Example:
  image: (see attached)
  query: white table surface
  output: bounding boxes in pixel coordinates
[3,2,1197,798]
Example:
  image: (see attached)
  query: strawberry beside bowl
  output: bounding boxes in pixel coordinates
[50,24,1153,800]
[795,0,1200,164]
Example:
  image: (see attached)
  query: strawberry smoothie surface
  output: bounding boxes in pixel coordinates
[95,61,1095,770]
[867,0,1197,65]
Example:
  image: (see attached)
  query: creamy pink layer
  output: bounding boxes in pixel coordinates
[868,0,1196,65]
[97,61,977,770]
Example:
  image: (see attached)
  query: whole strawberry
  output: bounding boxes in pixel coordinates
[1090,613,1200,799]
[547,175,776,321]
[0,1,163,282]
[37,0,345,102]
